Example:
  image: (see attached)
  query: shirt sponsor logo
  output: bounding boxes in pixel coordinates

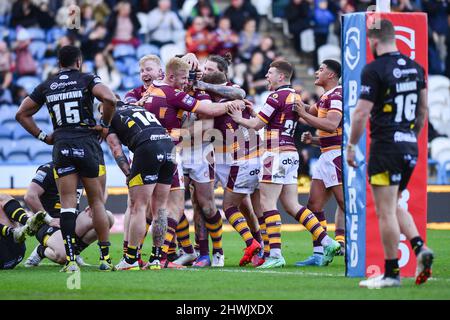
[93,76,102,84]
[157,153,164,162]
[391,173,402,182]
[61,149,69,156]
[182,95,195,107]
[49,81,78,91]
[150,134,171,141]
[361,85,371,94]
[34,170,47,183]
[72,148,85,158]
[57,166,75,175]
[59,75,69,80]
[393,68,402,79]
[394,131,417,143]
[144,175,158,182]
[397,58,406,66]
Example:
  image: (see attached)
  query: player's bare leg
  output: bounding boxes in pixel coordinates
[396,197,433,285]
[82,174,113,271]
[359,185,401,288]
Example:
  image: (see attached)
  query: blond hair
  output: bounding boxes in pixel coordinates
[139,54,161,68]
[165,57,190,75]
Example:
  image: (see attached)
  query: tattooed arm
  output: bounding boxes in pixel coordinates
[195,80,246,100]
[106,133,131,178]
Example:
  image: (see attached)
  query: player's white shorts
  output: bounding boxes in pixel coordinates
[215,158,260,194]
[171,148,185,190]
[312,149,342,188]
[259,151,299,185]
[182,143,215,184]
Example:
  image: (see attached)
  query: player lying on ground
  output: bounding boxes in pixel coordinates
[0,194,47,270]
[23,162,114,267]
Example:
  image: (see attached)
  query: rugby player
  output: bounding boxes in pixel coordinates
[0,194,47,269]
[23,162,114,267]
[347,19,433,288]
[229,59,341,268]
[16,45,117,272]
[142,57,245,265]
[104,101,175,270]
[294,60,345,266]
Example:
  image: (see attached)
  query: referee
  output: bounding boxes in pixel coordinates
[346,19,434,288]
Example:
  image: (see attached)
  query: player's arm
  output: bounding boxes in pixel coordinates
[301,132,320,147]
[194,99,245,117]
[195,81,246,100]
[24,182,46,213]
[297,105,342,133]
[16,97,53,144]
[106,133,131,178]
[227,104,266,130]
[92,83,117,126]
[413,88,428,136]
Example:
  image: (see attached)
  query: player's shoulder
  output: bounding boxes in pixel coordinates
[36,162,53,173]
[329,86,342,99]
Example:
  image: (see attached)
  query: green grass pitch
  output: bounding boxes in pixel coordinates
[1,229,449,300]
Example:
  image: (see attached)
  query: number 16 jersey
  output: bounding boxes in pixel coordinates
[359,51,426,155]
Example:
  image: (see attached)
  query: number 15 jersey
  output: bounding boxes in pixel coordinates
[359,51,426,154]
[29,69,102,142]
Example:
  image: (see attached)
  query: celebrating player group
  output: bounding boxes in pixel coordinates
[0,19,433,289]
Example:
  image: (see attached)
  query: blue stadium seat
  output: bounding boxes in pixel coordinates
[5,151,31,163]
[0,124,12,138]
[41,57,58,67]
[12,126,32,140]
[32,150,52,163]
[121,75,141,91]
[136,44,160,59]
[437,160,450,184]
[30,143,53,163]
[46,27,66,43]
[34,107,50,122]
[7,28,16,42]
[128,62,140,75]
[115,60,127,74]
[83,60,94,73]
[27,27,46,41]
[29,40,47,60]
[113,44,136,59]
[1,118,18,131]
[16,76,41,95]
[3,140,31,163]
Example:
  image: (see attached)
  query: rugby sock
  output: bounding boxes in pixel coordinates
[98,241,111,262]
[3,199,28,225]
[162,218,177,260]
[176,214,195,254]
[199,239,209,256]
[385,259,400,279]
[264,210,282,257]
[224,207,254,247]
[149,245,162,262]
[168,240,177,256]
[312,211,327,255]
[60,209,78,262]
[258,216,270,258]
[252,229,262,244]
[205,210,223,255]
[410,236,425,256]
[295,207,329,246]
[125,245,138,264]
[0,223,12,239]
[335,228,345,244]
[37,244,47,259]
[137,218,152,260]
[122,240,128,257]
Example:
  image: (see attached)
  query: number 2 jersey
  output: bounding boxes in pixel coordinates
[108,102,170,152]
[256,86,300,152]
[359,51,426,154]
[29,69,102,142]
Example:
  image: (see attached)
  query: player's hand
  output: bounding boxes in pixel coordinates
[231,99,246,110]
[294,100,307,116]
[181,53,199,71]
[90,125,109,143]
[227,103,243,123]
[243,99,256,117]
[301,131,313,144]
[49,218,60,228]
[346,145,358,168]
[44,133,54,145]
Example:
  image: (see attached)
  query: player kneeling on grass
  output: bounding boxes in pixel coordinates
[0,194,47,270]
[23,162,114,267]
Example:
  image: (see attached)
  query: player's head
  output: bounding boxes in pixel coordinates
[266,59,293,90]
[58,45,82,70]
[139,54,163,87]
[202,71,227,85]
[315,59,341,87]
[165,57,190,90]
[203,53,232,79]
[367,18,396,57]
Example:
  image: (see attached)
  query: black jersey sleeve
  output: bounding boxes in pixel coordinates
[31,164,54,191]
[85,73,103,91]
[29,83,46,105]
[359,64,381,103]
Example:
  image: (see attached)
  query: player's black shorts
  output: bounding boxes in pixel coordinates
[368,152,417,191]
[53,135,105,178]
[129,138,175,187]
[36,224,60,246]
[0,237,26,270]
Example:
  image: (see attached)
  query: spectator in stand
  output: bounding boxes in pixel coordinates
[238,18,261,63]
[12,28,37,77]
[254,35,277,69]
[189,0,220,31]
[77,4,97,39]
[146,0,184,47]
[91,0,111,24]
[211,16,239,57]
[285,0,313,53]
[81,23,110,61]
[186,16,213,61]
[223,0,260,32]
[55,0,77,28]
[10,0,42,28]
[312,0,335,68]
[34,0,56,30]
[423,0,449,68]
[242,51,268,97]
[107,1,141,48]
[94,52,122,91]
[392,0,420,12]
[333,0,355,44]
[0,41,13,104]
